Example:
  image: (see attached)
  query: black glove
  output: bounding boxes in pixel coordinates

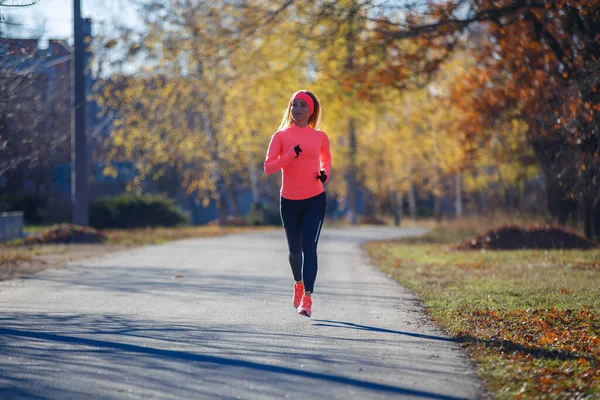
[316,170,327,183]
[293,144,302,158]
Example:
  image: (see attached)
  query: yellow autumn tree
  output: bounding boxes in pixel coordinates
[99,1,308,223]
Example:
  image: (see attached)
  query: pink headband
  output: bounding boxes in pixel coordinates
[293,91,314,116]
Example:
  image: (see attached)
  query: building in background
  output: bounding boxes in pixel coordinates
[0,19,124,222]
[1,21,319,225]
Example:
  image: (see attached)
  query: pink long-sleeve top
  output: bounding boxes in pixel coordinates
[264,124,331,200]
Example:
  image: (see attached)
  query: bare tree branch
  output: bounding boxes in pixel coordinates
[374,1,548,39]
[0,1,42,7]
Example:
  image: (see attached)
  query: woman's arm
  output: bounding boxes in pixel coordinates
[320,133,331,183]
[264,132,296,175]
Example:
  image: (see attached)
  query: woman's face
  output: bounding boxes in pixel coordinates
[291,98,311,122]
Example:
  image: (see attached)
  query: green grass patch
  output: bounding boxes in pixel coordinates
[364,228,600,399]
[23,225,47,235]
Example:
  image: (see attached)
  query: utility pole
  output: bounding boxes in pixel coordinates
[345,3,358,225]
[72,0,88,225]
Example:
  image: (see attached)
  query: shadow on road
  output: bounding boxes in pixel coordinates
[0,312,468,400]
[26,267,427,307]
[312,320,457,342]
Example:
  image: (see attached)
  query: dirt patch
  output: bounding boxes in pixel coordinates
[24,224,106,245]
[453,225,598,250]
[358,215,389,225]
[0,244,130,282]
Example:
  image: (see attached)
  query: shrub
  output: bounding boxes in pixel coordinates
[90,193,188,229]
[358,214,388,225]
[244,203,281,226]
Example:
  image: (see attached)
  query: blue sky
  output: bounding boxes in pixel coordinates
[2,0,137,42]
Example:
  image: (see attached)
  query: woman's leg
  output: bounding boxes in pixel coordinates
[280,197,304,282]
[300,192,327,293]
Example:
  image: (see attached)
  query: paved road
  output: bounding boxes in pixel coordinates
[0,227,482,399]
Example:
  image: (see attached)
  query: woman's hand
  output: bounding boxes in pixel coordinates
[283,144,302,161]
[293,144,302,158]
[316,170,327,183]
[285,145,302,160]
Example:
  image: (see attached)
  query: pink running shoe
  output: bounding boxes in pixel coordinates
[297,295,312,318]
[293,282,304,308]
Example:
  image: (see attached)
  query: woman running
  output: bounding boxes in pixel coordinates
[263,90,331,318]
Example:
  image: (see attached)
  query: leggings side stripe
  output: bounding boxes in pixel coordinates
[314,220,322,243]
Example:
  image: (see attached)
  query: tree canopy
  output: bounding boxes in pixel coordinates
[92,0,599,237]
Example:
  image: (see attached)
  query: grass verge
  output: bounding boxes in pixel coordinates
[19,224,270,246]
[102,225,272,246]
[363,228,600,399]
[0,249,32,268]
[1,225,272,279]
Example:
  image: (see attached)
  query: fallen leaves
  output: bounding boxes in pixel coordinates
[23,224,106,245]
[0,252,32,269]
[366,229,600,398]
[457,307,600,396]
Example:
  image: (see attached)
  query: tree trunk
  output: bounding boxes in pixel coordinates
[344,4,358,226]
[434,195,442,223]
[248,153,260,205]
[407,181,417,221]
[203,112,228,226]
[478,190,488,215]
[390,190,403,226]
[454,174,463,218]
[346,118,358,225]
[594,202,600,242]
[227,180,239,217]
[363,186,376,216]
[190,16,228,226]
[433,176,442,223]
[584,200,593,240]
[582,198,600,241]
[187,193,201,225]
[213,173,229,224]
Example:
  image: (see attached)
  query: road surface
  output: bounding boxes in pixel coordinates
[0,227,482,399]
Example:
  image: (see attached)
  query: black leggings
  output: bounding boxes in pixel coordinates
[280,192,326,293]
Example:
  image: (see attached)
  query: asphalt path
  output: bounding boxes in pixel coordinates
[0,227,483,399]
